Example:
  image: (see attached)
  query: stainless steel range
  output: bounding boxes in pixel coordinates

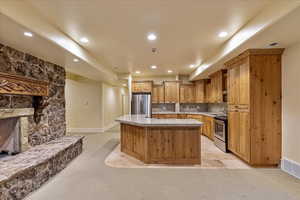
[214,115,228,152]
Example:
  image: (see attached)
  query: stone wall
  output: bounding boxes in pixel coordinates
[0,42,66,146]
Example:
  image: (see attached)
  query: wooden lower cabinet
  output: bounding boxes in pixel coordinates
[153,114,178,119]
[202,116,214,140]
[121,123,201,164]
[185,114,214,140]
[238,111,250,162]
[152,114,215,141]
[228,111,250,162]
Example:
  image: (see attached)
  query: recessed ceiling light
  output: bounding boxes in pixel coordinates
[167,70,173,73]
[24,32,33,37]
[73,58,79,62]
[218,31,228,38]
[190,64,195,68]
[151,65,157,69]
[135,71,141,74]
[80,37,89,43]
[147,33,157,41]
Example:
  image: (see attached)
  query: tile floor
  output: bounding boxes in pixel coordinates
[105,135,252,169]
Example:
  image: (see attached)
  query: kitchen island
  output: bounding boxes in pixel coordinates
[116,115,202,165]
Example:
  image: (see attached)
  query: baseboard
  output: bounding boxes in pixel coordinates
[281,158,300,179]
[67,122,119,134]
[103,121,119,132]
[67,128,104,133]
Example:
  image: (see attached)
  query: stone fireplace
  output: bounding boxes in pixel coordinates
[0,108,34,155]
[0,42,83,200]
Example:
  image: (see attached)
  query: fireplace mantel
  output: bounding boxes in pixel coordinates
[0,72,49,96]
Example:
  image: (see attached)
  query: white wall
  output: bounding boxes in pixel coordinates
[101,83,129,128]
[282,41,300,178]
[65,78,103,131]
[65,75,128,133]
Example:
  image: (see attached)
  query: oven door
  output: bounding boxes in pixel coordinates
[214,120,225,142]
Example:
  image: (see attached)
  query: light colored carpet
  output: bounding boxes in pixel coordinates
[25,125,300,200]
[105,136,251,169]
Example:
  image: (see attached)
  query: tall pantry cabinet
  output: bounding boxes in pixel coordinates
[225,49,284,166]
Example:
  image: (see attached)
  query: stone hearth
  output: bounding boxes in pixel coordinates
[0,135,83,200]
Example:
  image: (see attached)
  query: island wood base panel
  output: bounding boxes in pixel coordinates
[120,124,201,165]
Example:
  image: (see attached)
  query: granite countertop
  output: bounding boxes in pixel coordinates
[116,115,203,127]
[152,111,223,117]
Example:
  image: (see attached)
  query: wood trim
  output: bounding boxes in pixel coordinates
[0,72,49,96]
[224,48,284,68]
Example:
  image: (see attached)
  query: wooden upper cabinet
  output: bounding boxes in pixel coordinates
[204,79,213,103]
[228,66,240,105]
[164,81,179,103]
[239,60,250,106]
[194,80,205,103]
[132,81,153,93]
[152,85,164,103]
[209,70,227,103]
[152,85,158,103]
[227,58,249,106]
[179,84,195,103]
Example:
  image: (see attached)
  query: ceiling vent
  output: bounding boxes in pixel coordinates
[152,48,158,54]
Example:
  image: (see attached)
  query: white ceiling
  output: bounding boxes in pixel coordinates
[0,13,124,83]
[191,5,300,79]
[26,0,273,76]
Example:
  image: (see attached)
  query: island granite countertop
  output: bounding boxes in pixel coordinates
[116,114,203,127]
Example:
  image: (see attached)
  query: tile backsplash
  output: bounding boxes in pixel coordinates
[153,103,227,113]
[152,103,175,112]
[207,103,227,113]
[180,103,208,112]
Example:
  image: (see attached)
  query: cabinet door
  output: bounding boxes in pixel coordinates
[157,85,165,103]
[195,80,205,103]
[239,60,250,106]
[238,111,250,162]
[152,86,158,103]
[228,67,240,105]
[180,85,195,103]
[205,81,212,103]
[187,85,195,103]
[206,117,214,140]
[179,85,186,103]
[164,82,179,103]
[228,111,240,154]
[214,71,224,103]
[210,75,217,103]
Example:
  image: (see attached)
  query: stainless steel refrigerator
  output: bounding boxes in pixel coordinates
[131,93,151,117]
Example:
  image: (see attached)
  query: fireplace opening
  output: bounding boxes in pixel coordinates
[0,108,33,159]
[0,117,21,156]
